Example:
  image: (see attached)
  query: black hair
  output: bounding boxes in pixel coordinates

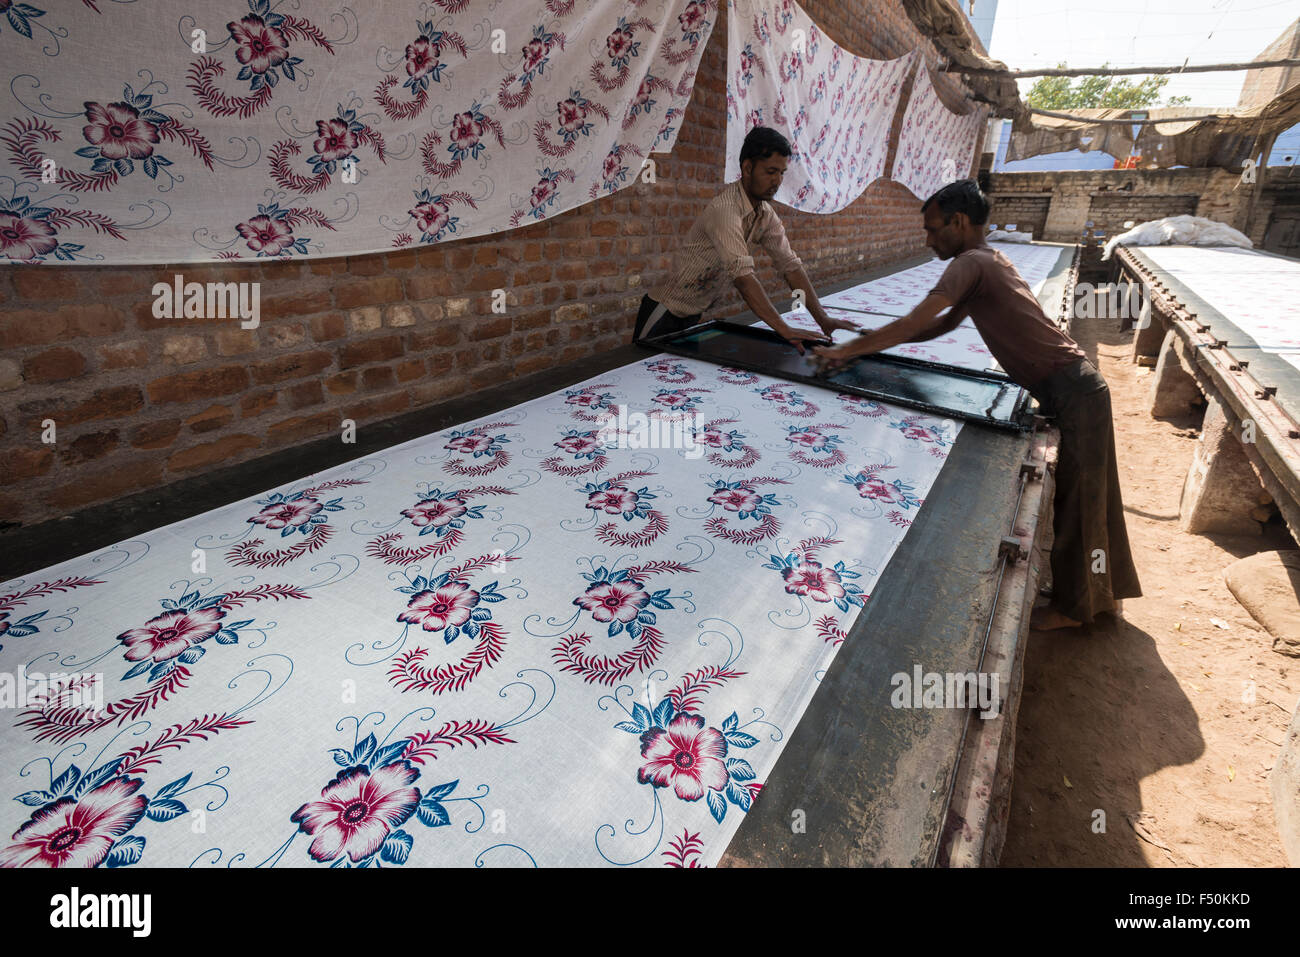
[922,179,990,226]
[740,126,792,165]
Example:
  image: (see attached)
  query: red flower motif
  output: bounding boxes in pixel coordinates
[856,478,899,503]
[251,497,322,532]
[633,78,652,107]
[314,118,357,162]
[82,101,158,160]
[236,214,295,255]
[290,763,420,864]
[531,177,557,208]
[708,487,760,513]
[406,37,436,79]
[586,487,638,515]
[678,1,705,33]
[782,560,845,603]
[398,581,480,632]
[762,388,791,402]
[789,430,827,449]
[606,27,633,61]
[450,111,484,151]
[602,152,623,182]
[228,14,290,75]
[557,434,597,455]
[0,213,58,261]
[402,498,468,529]
[903,426,934,442]
[0,777,147,868]
[411,201,450,236]
[117,606,224,663]
[566,392,600,407]
[653,391,688,406]
[575,580,649,624]
[637,713,728,801]
[446,433,490,454]
[557,98,586,133]
[521,38,547,73]
[698,430,728,448]
[0,611,8,636]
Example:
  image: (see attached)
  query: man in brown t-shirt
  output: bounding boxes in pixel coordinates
[813,179,1140,630]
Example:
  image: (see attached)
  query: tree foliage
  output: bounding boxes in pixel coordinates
[1027,63,1193,109]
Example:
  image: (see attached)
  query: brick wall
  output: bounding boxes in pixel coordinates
[1088,194,1200,238]
[986,168,1258,243]
[987,194,1050,239]
[0,0,980,530]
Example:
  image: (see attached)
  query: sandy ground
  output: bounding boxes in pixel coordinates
[1000,315,1300,867]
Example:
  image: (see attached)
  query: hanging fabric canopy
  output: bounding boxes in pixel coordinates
[891,61,987,200]
[1006,84,1300,169]
[725,0,916,213]
[0,0,715,264]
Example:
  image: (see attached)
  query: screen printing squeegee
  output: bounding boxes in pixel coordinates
[645,319,1032,432]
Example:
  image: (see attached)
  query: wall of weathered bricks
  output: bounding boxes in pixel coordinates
[0,0,983,530]
[985,167,1293,245]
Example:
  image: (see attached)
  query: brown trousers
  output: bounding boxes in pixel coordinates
[1030,359,1142,623]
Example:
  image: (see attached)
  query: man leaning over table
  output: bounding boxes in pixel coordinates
[633,125,858,352]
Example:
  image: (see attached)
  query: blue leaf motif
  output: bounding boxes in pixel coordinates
[417,801,450,828]
[706,789,727,823]
[371,742,409,769]
[354,734,377,764]
[16,790,53,807]
[380,829,413,865]
[177,646,204,664]
[652,697,674,729]
[155,773,191,800]
[631,703,652,732]
[75,760,123,797]
[105,835,145,868]
[423,780,458,801]
[724,730,759,749]
[145,799,187,822]
[726,758,755,781]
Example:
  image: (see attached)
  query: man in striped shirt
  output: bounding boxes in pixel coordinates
[634,126,858,353]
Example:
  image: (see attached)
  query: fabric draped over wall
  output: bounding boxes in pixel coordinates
[724,0,915,214]
[0,0,715,265]
[890,60,985,201]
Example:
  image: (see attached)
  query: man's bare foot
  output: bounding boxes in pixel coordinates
[1030,606,1082,630]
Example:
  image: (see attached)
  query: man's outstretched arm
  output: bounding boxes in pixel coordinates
[811,293,956,367]
[733,274,833,354]
[784,265,860,335]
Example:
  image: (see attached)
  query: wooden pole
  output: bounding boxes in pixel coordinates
[947,58,1300,79]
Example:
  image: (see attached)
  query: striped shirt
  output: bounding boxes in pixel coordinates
[650,179,803,317]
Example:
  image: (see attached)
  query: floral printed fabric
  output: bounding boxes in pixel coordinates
[0,356,960,868]
[781,241,1067,372]
[725,0,915,213]
[890,61,986,202]
[1135,246,1300,374]
[0,0,714,264]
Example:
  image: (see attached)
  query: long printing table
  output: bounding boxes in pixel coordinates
[1111,244,1300,544]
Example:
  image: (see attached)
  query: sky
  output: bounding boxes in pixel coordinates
[987,0,1300,108]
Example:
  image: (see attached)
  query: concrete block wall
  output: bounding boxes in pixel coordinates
[0,0,983,529]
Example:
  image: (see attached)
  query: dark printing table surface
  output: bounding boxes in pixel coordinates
[655,321,1031,431]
